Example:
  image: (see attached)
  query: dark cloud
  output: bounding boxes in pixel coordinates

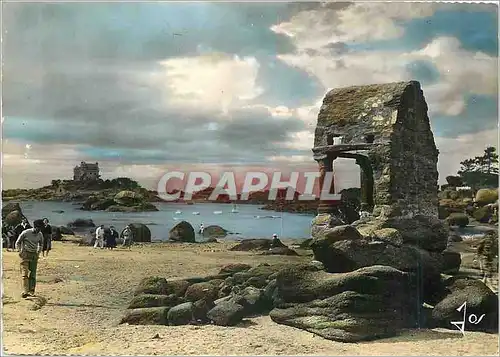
[3,2,314,167]
[3,57,308,164]
[3,2,296,64]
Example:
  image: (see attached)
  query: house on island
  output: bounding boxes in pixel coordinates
[73,161,100,181]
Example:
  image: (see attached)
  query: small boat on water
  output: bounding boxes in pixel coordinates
[213,211,223,215]
[174,210,182,214]
[192,212,200,215]
[173,217,181,221]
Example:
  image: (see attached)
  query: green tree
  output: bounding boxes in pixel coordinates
[457,147,499,189]
[482,146,499,174]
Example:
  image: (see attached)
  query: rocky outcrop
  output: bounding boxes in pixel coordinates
[114,191,144,205]
[229,239,298,255]
[168,221,195,243]
[121,262,287,327]
[67,218,96,229]
[202,225,229,238]
[432,277,498,332]
[269,265,422,342]
[473,204,497,224]
[311,236,443,303]
[445,213,469,228]
[122,260,499,341]
[2,202,28,226]
[354,215,448,253]
[79,190,159,212]
[261,200,318,214]
[475,189,498,206]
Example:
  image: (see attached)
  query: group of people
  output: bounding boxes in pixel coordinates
[93,224,134,250]
[2,216,137,299]
[2,217,53,257]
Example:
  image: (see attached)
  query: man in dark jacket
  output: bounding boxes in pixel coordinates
[40,218,52,257]
[107,226,119,249]
[12,219,32,250]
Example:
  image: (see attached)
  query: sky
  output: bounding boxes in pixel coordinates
[2,1,498,192]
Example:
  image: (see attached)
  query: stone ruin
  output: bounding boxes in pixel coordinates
[312,80,439,219]
[311,81,447,252]
[120,81,498,342]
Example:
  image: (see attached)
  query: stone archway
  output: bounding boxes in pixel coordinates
[340,153,374,210]
[315,150,375,215]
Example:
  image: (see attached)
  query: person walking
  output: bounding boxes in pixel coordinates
[15,219,44,298]
[199,223,205,235]
[40,218,52,257]
[107,226,118,250]
[122,225,133,249]
[94,224,105,249]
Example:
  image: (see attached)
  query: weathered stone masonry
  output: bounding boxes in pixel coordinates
[312,81,439,218]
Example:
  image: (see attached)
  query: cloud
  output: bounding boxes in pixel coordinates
[411,37,497,116]
[155,54,264,114]
[271,2,438,53]
[272,4,497,125]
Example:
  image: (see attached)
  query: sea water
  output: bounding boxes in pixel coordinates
[19,201,314,240]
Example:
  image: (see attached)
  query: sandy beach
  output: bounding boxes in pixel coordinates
[2,239,499,356]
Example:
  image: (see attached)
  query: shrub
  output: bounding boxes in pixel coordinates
[446,213,469,228]
[473,206,493,223]
[446,176,463,187]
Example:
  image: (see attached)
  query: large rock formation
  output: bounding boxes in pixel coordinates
[122,260,498,341]
[229,238,298,256]
[80,190,159,212]
[310,81,446,248]
[432,277,498,332]
[475,189,498,206]
[202,225,229,238]
[121,263,288,327]
[2,202,28,226]
[269,265,422,342]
